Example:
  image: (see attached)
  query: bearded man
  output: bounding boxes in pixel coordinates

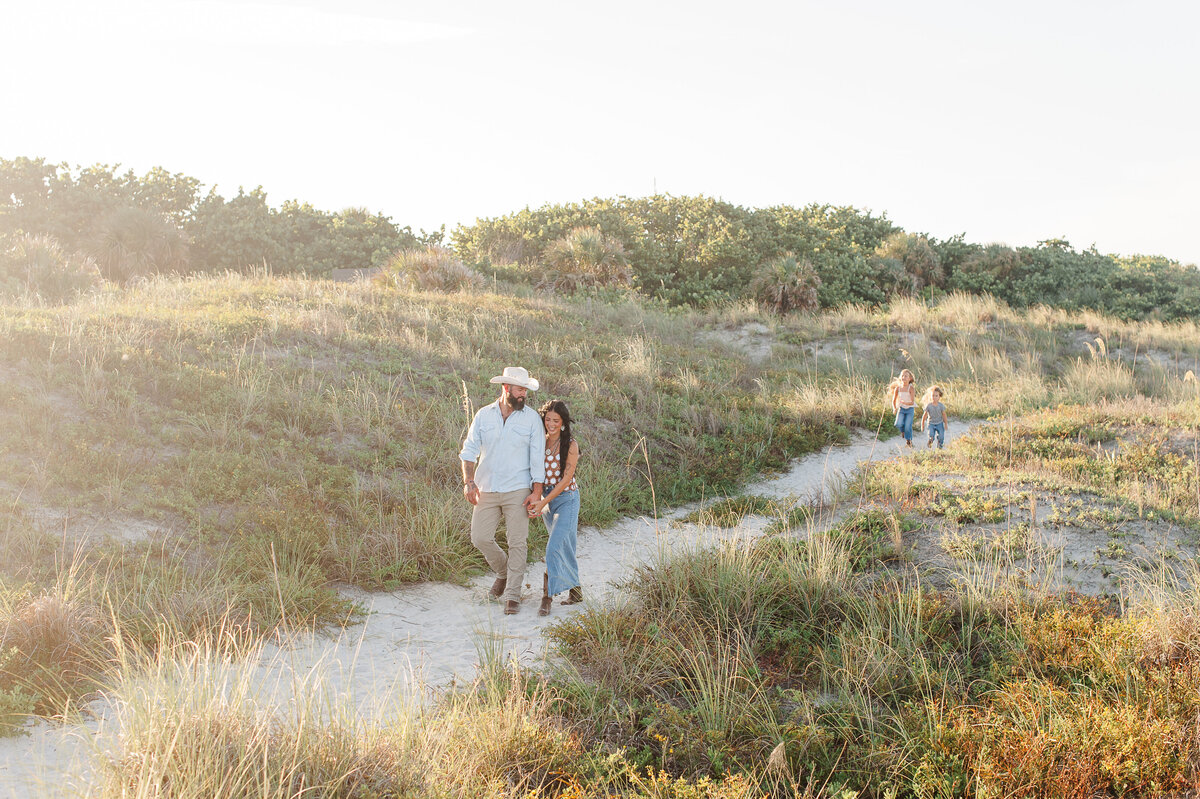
[459,366,545,614]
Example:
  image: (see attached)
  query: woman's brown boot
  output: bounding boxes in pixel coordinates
[539,573,552,616]
[562,586,583,605]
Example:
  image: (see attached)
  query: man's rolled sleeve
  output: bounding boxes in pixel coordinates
[459,416,482,464]
[528,418,545,484]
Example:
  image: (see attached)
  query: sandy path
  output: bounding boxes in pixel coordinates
[0,426,970,798]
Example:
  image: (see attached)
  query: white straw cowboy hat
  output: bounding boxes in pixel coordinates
[489,366,539,391]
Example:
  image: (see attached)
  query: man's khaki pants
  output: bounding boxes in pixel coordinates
[470,488,529,603]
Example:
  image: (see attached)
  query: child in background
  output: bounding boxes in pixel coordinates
[888,369,917,447]
[921,386,949,449]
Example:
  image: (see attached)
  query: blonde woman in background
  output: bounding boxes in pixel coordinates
[888,369,917,447]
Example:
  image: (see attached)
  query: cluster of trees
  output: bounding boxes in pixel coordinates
[452,196,1200,321]
[942,239,1200,321]
[451,195,900,308]
[4,155,1198,321]
[0,157,431,298]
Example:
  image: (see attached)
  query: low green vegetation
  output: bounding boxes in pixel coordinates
[531,534,1200,798]
[676,496,786,528]
[90,522,1200,798]
[858,403,1200,537]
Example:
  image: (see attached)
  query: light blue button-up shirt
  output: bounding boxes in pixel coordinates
[459,400,546,493]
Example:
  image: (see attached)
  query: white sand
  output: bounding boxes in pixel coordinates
[0,426,959,798]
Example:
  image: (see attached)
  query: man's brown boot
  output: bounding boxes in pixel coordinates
[490,577,506,598]
[504,600,520,615]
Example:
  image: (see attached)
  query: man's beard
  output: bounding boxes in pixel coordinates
[505,394,525,411]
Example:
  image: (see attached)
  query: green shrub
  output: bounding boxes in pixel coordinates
[1109,254,1200,320]
[0,232,101,301]
[453,195,895,307]
[948,243,1025,296]
[190,192,423,275]
[1,157,425,277]
[873,232,944,291]
[677,495,784,527]
[376,245,483,292]
[0,157,199,253]
[1010,241,1117,312]
[0,683,36,736]
[0,649,36,736]
[457,195,1200,318]
[748,253,820,314]
[541,226,632,292]
[187,187,285,272]
[811,251,889,307]
[90,206,190,282]
[828,508,913,566]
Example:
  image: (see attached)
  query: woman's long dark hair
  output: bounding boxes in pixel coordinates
[539,398,574,463]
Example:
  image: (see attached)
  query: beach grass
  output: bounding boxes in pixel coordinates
[3,275,1200,799]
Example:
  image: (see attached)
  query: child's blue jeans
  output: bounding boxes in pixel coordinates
[895,406,914,442]
[928,422,945,449]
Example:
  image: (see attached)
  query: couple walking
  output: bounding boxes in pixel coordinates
[459,366,583,616]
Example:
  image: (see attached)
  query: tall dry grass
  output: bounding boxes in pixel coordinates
[94,638,588,799]
[4,273,1200,735]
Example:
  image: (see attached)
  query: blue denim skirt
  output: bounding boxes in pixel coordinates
[542,487,580,597]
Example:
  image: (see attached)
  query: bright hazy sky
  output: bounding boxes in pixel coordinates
[3,0,1198,265]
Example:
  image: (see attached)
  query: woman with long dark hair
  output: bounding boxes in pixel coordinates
[528,398,582,616]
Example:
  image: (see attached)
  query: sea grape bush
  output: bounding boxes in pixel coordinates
[452,194,899,308]
[3,156,1198,319]
[454,196,1200,320]
[940,238,1200,321]
[0,157,424,283]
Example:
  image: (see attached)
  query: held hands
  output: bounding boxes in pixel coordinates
[526,489,548,518]
[463,481,480,506]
